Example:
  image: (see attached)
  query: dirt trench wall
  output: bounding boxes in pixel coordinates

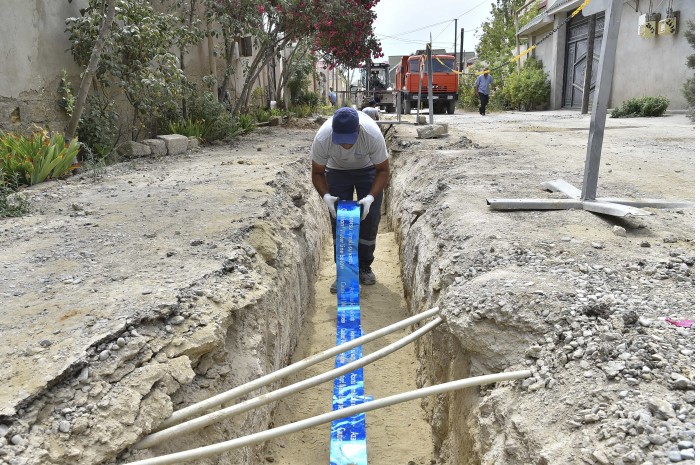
[384,126,695,465]
[0,153,329,465]
[385,138,550,465]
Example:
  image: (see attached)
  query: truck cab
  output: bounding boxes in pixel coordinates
[395,54,458,114]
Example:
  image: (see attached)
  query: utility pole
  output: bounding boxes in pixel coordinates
[453,19,458,57]
[459,28,464,72]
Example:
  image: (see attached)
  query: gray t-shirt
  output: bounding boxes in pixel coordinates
[311,110,388,170]
[362,106,380,121]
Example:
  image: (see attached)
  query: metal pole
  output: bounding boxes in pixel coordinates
[581,0,623,200]
[581,14,597,114]
[453,19,457,58]
[459,28,465,72]
[427,40,434,124]
[416,55,423,124]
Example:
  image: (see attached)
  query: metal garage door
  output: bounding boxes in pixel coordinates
[562,11,605,109]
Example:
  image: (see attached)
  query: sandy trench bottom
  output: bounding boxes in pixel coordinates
[265,217,434,465]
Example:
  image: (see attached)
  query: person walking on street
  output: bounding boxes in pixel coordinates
[328,87,337,107]
[311,107,390,294]
[362,99,380,121]
[475,67,495,116]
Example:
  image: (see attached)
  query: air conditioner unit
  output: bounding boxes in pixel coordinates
[658,11,680,36]
[638,13,661,39]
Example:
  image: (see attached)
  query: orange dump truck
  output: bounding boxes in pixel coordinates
[394,53,459,114]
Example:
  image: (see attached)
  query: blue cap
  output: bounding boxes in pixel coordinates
[332,107,359,145]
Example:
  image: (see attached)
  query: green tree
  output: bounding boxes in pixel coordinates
[66,0,202,140]
[682,20,694,121]
[65,0,116,142]
[475,0,527,72]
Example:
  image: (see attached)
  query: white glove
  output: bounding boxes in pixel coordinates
[323,193,338,218]
[357,194,374,221]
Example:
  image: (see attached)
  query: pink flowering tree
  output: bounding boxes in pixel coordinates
[205,0,383,112]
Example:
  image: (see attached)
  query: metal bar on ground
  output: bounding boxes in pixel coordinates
[595,198,693,209]
[582,200,650,217]
[540,179,582,198]
[124,370,533,465]
[486,199,584,210]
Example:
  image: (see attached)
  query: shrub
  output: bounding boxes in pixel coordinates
[184,92,241,141]
[255,108,271,123]
[610,96,669,118]
[458,74,480,111]
[289,105,314,118]
[167,119,210,139]
[502,58,550,111]
[0,129,80,187]
[77,95,120,161]
[294,90,320,108]
[236,114,256,133]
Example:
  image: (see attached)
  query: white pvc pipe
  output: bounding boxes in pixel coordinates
[157,306,440,430]
[125,369,533,465]
[135,317,443,450]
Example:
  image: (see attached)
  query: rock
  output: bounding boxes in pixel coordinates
[679,449,695,461]
[156,134,190,155]
[417,124,448,139]
[668,450,683,462]
[612,226,627,237]
[603,361,626,378]
[641,241,651,248]
[141,138,167,156]
[188,136,200,150]
[670,374,692,390]
[592,449,610,464]
[269,116,281,127]
[647,398,675,420]
[117,141,151,158]
[58,420,71,433]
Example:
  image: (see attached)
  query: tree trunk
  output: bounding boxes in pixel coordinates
[233,37,286,114]
[207,20,217,93]
[276,41,305,103]
[180,0,197,119]
[66,0,116,140]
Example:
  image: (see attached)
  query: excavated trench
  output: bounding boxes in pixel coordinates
[4,115,692,465]
[0,128,542,465]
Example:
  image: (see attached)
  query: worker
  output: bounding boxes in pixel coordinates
[311,107,390,293]
[362,99,380,121]
[328,87,337,107]
[474,67,495,116]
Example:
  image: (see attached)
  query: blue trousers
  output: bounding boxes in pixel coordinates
[478,92,490,115]
[325,167,382,269]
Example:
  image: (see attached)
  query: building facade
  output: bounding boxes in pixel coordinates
[516,0,694,111]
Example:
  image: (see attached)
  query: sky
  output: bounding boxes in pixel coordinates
[371,0,495,59]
